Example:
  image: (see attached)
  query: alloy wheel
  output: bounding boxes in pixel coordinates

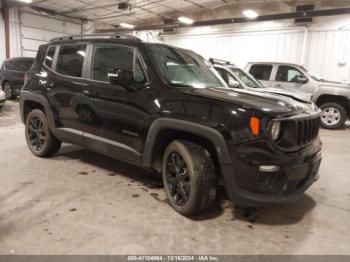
[165,152,191,206]
[321,107,341,126]
[27,116,47,152]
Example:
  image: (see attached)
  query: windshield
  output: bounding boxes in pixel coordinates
[230,68,264,88]
[148,45,225,88]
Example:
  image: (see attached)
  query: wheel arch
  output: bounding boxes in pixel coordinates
[142,118,231,173]
[316,94,350,117]
[20,92,56,129]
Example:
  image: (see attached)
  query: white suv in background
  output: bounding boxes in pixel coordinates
[0,90,5,110]
[246,62,350,129]
[210,59,311,103]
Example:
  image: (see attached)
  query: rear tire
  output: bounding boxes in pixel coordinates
[25,109,61,157]
[162,140,216,217]
[2,82,17,100]
[320,102,347,129]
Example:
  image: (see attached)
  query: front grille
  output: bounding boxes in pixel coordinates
[275,114,321,151]
[296,117,320,146]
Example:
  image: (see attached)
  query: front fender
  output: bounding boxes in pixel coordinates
[142,118,249,204]
[142,118,231,167]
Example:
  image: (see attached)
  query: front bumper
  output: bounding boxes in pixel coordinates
[221,138,322,207]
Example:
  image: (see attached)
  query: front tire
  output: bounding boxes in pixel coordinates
[2,82,17,100]
[320,102,347,129]
[25,109,61,157]
[162,140,216,217]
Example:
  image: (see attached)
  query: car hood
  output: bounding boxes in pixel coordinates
[319,81,350,89]
[183,87,314,116]
[255,87,312,103]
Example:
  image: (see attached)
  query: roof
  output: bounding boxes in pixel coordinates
[49,37,145,48]
[213,64,238,70]
[50,33,141,43]
[247,62,302,67]
[6,57,35,62]
[48,35,188,52]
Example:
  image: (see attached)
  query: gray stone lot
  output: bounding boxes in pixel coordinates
[0,100,350,255]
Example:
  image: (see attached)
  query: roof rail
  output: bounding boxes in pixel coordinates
[50,33,141,42]
[209,58,235,66]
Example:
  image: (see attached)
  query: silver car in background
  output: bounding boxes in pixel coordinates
[211,59,312,104]
[246,62,350,129]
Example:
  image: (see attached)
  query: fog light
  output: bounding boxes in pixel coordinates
[259,165,280,172]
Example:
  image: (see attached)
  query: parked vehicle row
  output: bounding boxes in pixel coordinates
[20,34,322,216]
[0,57,34,100]
[246,62,350,129]
[210,58,312,103]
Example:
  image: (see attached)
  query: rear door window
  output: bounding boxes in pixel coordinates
[56,45,86,78]
[249,64,273,81]
[45,46,56,68]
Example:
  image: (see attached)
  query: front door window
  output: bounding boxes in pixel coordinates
[276,66,304,83]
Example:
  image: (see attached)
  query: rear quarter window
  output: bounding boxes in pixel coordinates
[249,64,273,81]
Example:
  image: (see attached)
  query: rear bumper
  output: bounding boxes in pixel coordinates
[221,139,322,206]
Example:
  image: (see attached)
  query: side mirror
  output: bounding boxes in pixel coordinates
[296,75,308,84]
[108,69,135,90]
[228,79,240,88]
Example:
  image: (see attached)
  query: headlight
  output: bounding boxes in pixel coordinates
[271,121,281,141]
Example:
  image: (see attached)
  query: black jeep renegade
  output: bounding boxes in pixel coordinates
[20,34,322,216]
